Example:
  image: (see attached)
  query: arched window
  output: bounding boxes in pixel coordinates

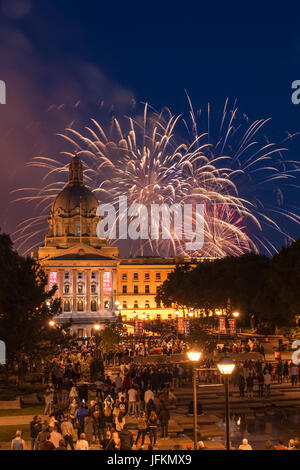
[77,284,84,294]
[91,300,97,312]
[74,222,81,237]
[64,284,70,294]
[77,300,84,312]
[64,300,70,312]
[91,284,97,294]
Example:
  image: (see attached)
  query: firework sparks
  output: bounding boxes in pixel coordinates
[11,99,300,257]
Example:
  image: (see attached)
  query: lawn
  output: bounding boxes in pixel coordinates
[0,405,44,417]
[0,425,30,444]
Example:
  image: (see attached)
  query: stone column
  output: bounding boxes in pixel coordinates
[86,269,91,313]
[72,269,77,313]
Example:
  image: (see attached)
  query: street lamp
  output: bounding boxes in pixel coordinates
[217,357,235,450]
[188,311,194,318]
[48,320,55,327]
[93,323,101,332]
[187,347,202,450]
[232,311,239,318]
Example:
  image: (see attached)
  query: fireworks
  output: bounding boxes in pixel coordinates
[11,99,300,257]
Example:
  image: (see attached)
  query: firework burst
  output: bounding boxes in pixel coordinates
[11,99,300,257]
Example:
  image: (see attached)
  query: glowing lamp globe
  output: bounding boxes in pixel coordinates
[232,311,240,318]
[93,324,101,331]
[49,320,55,327]
[187,349,202,362]
[217,357,235,375]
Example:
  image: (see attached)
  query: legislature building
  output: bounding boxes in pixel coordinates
[36,155,207,336]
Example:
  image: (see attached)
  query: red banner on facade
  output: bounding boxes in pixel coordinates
[103,271,112,296]
[135,319,143,338]
[49,271,59,297]
[228,319,236,336]
[219,317,226,334]
[184,319,190,337]
[178,317,184,335]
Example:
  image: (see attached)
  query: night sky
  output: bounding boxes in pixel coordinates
[1,1,300,253]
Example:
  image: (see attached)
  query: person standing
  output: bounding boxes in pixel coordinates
[158,404,170,438]
[264,370,271,397]
[128,386,137,416]
[258,371,264,398]
[135,412,147,446]
[30,416,41,450]
[61,417,76,450]
[238,438,252,450]
[147,410,158,446]
[238,374,245,398]
[11,431,26,451]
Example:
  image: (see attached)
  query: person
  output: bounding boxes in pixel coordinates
[144,386,155,405]
[75,433,89,450]
[119,424,134,450]
[197,440,207,450]
[61,416,76,450]
[265,440,275,450]
[135,412,147,446]
[36,423,50,450]
[246,373,254,399]
[258,371,264,398]
[101,430,116,450]
[84,411,94,445]
[128,386,137,416]
[275,440,287,450]
[147,409,158,446]
[41,433,56,450]
[158,404,170,438]
[56,439,67,450]
[50,425,63,449]
[264,371,271,397]
[44,388,53,415]
[238,438,252,450]
[11,430,26,451]
[288,439,296,450]
[75,403,88,436]
[238,374,245,398]
[30,416,41,450]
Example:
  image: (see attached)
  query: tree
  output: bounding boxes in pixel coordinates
[94,321,126,354]
[0,233,63,373]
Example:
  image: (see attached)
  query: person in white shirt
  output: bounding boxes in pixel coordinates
[75,433,89,450]
[49,426,63,449]
[238,438,252,450]
[144,387,155,405]
[128,387,137,415]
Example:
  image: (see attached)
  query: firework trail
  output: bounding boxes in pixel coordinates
[11,99,300,257]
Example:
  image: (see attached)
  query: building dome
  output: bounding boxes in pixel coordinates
[51,155,98,217]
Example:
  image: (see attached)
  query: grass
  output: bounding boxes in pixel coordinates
[0,405,44,417]
[0,425,30,443]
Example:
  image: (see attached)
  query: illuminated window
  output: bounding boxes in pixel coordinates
[104,300,110,310]
[122,273,127,281]
[145,273,150,281]
[123,301,127,309]
[64,284,70,294]
[78,284,84,294]
[145,300,150,309]
[64,300,70,312]
[91,284,97,294]
[77,300,84,312]
[74,222,81,237]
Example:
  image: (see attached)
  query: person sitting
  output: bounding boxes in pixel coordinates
[238,438,252,450]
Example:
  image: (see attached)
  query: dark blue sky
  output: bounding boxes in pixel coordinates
[1,0,300,253]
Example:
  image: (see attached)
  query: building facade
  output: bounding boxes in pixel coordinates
[36,155,209,337]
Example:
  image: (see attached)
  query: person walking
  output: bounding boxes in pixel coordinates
[128,386,137,416]
[61,417,76,450]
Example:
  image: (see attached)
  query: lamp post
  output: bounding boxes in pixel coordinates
[48,320,55,327]
[217,357,235,450]
[187,347,202,450]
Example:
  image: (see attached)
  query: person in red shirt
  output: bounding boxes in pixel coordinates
[41,434,55,450]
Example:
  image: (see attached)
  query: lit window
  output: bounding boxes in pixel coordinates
[77,300,84,312]
[134,301,139,309]
[91,284,97,294]
[145,300,150,309]
[91,300,97,312]
[78,284,83,294]
[64,284,70,294]
[123,301,127,309]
